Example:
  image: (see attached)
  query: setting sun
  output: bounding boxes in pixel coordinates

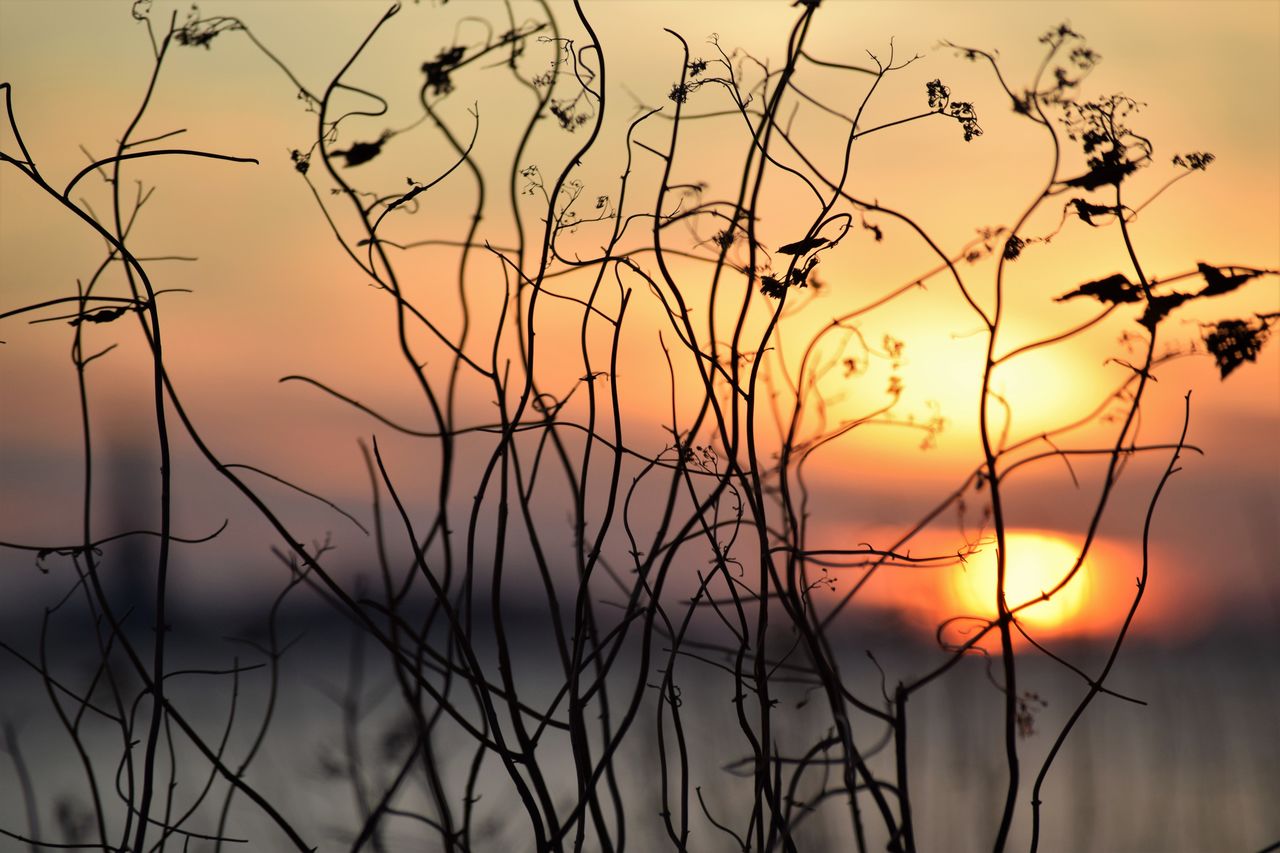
[953,531,1091,633]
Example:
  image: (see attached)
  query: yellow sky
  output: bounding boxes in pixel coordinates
[1,0,1277,634]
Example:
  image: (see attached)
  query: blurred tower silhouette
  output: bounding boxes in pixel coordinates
[102,432,157,637]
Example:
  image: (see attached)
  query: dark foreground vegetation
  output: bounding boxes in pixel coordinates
[2,1,1276,850]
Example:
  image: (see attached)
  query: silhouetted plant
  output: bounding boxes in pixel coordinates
[1,3,1276,853]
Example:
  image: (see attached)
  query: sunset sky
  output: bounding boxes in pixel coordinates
[2,0,1277,642]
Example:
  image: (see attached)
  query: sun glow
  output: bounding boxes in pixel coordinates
[953,531,1090,633]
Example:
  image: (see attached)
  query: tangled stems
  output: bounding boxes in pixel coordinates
[2,4,1276,852]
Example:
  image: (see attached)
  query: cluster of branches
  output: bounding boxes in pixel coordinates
[1,2,1275,851]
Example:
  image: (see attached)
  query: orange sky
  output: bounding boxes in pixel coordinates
[1,0,1277,640]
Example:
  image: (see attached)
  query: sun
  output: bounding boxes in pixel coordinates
[953,531,1090,633]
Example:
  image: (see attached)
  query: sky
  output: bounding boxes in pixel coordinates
[1,0,1278,642]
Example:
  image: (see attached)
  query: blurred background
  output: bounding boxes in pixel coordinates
[1,1,1277,850]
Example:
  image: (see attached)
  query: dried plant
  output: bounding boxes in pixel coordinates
[2,2,1275,852]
